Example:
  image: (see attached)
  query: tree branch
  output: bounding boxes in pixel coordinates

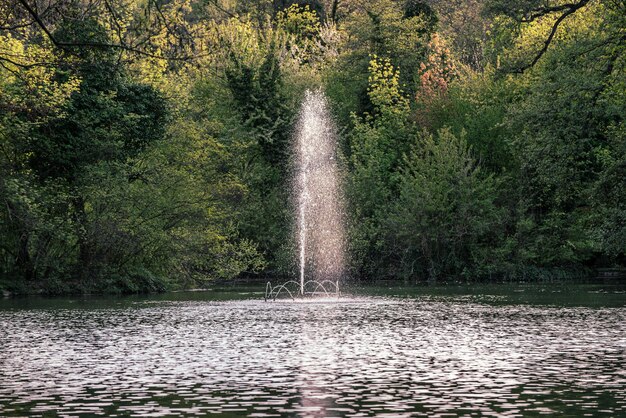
[331,0,339,23]
[206,0,238,19]
[520,2,586,22]
[0,55,51,69]
[13,0,209,61]
[511,0,591,73]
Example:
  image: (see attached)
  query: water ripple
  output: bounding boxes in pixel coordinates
[0,297,624,416]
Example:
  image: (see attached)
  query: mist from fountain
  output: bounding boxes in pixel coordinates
[265,89,346,301]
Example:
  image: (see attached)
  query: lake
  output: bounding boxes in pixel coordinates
[1,283,625,417]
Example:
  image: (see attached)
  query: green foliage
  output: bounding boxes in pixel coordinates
[419,68,515,174]
[277,4,321,40]
[29,82,168,181]
[590,121,626,258]
[326,0,434,123]
[0,175,75,283]
[221,36,296,275]
[386,129,502,280]
[226,46,293,166]
[342,0,625,282]
[1,0,624,294]
[500,3,625,267]
[347,57,414,278]
[346,56,504,281]
[0,16,264,293]
[53,18,118,87]
[403,0,438,31]
[427,0,488,70]
[274,0,325,19]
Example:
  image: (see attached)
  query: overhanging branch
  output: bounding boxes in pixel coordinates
[13,0,209,61]
[510,0,591,73]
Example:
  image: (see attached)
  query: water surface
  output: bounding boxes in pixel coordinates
[1,284,624,417]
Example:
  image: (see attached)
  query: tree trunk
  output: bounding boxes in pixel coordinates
[72,195,91,282]
[331,0,339,23]
[16,232,34,281]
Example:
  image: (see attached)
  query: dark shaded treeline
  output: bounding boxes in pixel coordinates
[0,0,624,293]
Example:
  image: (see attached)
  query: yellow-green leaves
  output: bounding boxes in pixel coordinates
[367,55,409,118]
[0,33,80,117]
[276,4,321,40]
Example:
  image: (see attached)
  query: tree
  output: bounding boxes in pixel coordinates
[0,0,205,67]
[386,128,501,280]
[501,0,625,267]
[347,56,414,278]
[482,0,624,73]
[326,0,435,124]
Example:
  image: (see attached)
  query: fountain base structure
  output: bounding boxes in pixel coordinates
[264,280,340,301]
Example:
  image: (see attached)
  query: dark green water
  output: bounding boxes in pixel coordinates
[0,283,624,417]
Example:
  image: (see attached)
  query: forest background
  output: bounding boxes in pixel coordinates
[0,0,624,294]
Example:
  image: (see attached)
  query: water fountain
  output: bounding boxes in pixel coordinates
[265,89,345,301]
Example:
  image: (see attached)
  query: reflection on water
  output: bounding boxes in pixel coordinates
[0,290,625,417]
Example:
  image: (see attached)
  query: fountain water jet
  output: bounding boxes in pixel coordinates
[265,89,345,301]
